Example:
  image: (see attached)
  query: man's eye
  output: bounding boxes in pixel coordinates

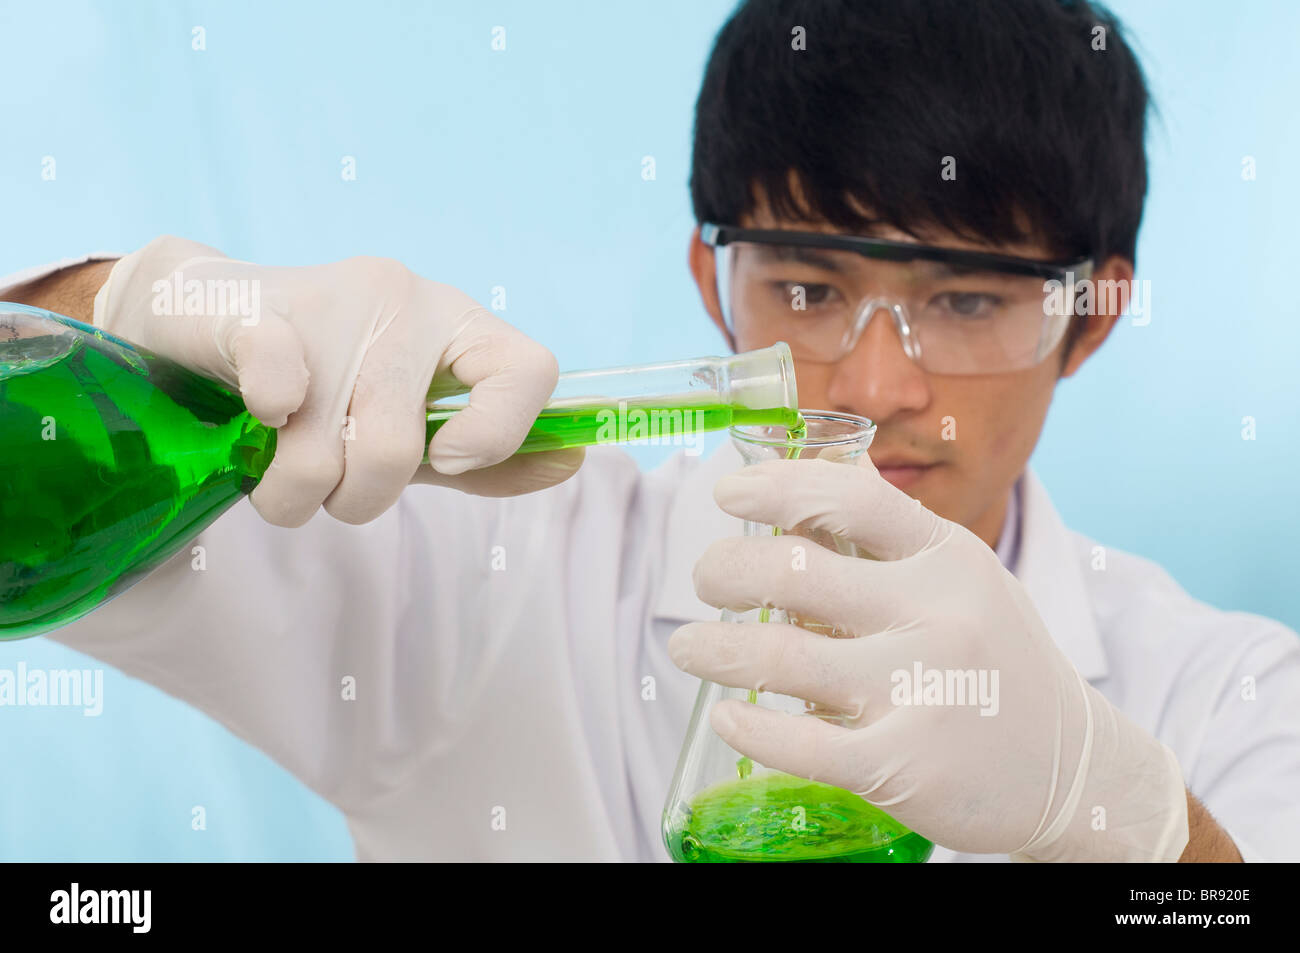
[931,292,1001,318]
[780,282,837,307]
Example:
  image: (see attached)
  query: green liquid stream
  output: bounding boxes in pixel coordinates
[736,415,807,781]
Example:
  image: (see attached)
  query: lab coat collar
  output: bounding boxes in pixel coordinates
[651,445,1110,682]
[1014,468,1109,681]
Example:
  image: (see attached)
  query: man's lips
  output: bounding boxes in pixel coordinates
[870,456,938,490]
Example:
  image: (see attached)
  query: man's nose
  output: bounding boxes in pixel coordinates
[826,305,931,421]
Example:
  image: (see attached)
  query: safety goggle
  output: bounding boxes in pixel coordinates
[703,223,1095,375]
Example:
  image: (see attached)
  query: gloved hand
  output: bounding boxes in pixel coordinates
[93,235,583,526]
[668,456,1190,862]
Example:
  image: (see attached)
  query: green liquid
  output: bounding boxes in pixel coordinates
[426,403,802,454]
[0,335,277,640]
[666,772,934,863]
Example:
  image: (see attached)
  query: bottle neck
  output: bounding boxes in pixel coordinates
[229,417,278,488]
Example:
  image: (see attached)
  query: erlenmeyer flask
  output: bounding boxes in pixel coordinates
[662,411,935,863]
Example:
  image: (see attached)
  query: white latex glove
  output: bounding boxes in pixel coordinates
[668,456,1190,862]
[93,235,583,526]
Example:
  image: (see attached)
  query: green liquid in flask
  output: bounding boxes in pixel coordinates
[0,334,278,639]
[666,772,934,863]
[667,411,929,862]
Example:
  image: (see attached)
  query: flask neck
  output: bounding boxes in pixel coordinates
[229,418,278,488]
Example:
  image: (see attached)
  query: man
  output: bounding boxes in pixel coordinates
[3,0,1297,861]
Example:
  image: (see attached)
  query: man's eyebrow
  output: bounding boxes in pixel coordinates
[906,258,1002,279]
[750,244,844,271]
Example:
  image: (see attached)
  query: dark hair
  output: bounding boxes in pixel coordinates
[690,0,1152,267]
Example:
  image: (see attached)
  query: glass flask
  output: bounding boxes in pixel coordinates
[662,411,936,863]
[0,303,798,640]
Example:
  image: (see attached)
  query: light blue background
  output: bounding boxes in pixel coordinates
[1,1,1296,860]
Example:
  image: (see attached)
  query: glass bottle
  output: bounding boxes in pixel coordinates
[0,303,798,640]
[662,411,935,863]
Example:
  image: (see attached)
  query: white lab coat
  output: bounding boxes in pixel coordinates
[5,263,1300,862]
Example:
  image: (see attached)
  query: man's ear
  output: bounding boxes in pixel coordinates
[1060,255,1130,379]
[688,227,734,348]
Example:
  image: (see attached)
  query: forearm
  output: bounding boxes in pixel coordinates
[1179,789,1242,862]
[4,257,117,322]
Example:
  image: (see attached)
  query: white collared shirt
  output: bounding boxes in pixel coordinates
[993,473,1022,573]
[7,269,1298,862]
